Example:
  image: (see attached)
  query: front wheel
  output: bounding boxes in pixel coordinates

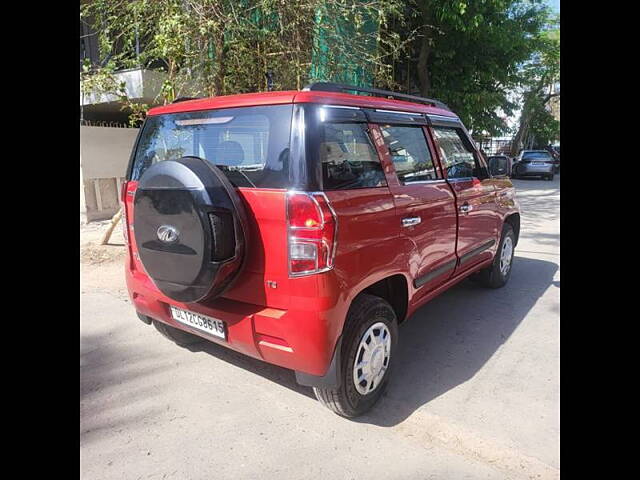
[474,223,515,288]
[314,294,398,418]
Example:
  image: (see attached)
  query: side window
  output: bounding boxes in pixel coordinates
[320,123,387,190]
[432,127,479,179]
[379,125,439,184]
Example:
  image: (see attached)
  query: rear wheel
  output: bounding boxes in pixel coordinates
[153,320,205,347]
[514,165,525,179]
[314,294,398,418]
[474,223,515,288]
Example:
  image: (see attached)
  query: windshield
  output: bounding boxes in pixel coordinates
[130,104,293,188]
[522,151,552,160]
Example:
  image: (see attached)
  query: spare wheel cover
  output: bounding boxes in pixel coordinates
[133,156,249,303]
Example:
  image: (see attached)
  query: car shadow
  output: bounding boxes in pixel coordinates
[175,255,557,421]
[80,330,174,444]
[356,255,558,426]
[183,335,316,400]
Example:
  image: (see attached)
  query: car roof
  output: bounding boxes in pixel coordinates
[148,89,457,118]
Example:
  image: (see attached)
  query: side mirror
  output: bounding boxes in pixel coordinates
[488,158,509,177]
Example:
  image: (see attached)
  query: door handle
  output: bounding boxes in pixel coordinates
[459,203,472,214]
[402,217,421,227]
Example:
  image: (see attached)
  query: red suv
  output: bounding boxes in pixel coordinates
[123,83,520,417]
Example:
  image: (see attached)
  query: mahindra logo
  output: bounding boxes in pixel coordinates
[157,225,179,244]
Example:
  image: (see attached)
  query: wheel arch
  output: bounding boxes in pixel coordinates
[295,274,409,389]
[359,273,410,324]
[504,213,521,246]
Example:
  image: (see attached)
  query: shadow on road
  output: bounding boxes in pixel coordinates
[183,338,316,400]
[130,255,558,421]
[81,175,558,426]
[80,332,170,443]
[357,255,558,426]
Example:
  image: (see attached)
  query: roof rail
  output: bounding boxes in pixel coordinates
[172,96,200,103]
[302,82,450,111]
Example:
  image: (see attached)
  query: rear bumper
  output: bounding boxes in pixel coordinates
[518,167,554,176]
[126,267,340,381]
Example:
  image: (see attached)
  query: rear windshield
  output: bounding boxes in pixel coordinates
[130,105,293,188]
[522,151,552,160]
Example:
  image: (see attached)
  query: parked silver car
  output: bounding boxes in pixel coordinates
[512,150,555,180]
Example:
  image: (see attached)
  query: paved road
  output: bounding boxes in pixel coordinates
[81,176,559,480]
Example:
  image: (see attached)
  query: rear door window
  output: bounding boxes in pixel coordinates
[130,104,293,188]
[378,125,439,183]
[522,151,553,161]
[320,123,387,190]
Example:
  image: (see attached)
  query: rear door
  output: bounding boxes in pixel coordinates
[428,119,500,273]
[125,105,294,309]
[369,114,458,297]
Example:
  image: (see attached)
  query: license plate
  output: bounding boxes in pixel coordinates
[530,162,544,167]
[169,306,226,340]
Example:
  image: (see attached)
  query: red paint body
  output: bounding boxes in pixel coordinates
[125,90,520,378]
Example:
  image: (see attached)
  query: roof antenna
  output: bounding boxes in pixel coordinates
[265,71,274,91]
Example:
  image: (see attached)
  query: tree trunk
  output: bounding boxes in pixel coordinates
[511,92,533,157]
[213,28,226,96]
[417,32,432,97]
[511,115,528,157]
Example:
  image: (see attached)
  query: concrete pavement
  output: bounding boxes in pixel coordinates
[80,176,559,479]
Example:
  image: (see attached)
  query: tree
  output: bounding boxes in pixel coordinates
[80,0,409,125]
[510,17,559,154]
[400,0,550,135]
[81,1,557,138]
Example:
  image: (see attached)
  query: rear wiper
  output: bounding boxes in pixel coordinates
[218,164,263,172]
[216,164,256,188]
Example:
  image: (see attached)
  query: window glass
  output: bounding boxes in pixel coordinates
[320,123,387,190]
[131,105,293,188]
[379,125,439,183]
[522,151,553,160]
[432,127,478,179]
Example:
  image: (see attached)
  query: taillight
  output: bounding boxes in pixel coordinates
[120,180,129,204]
[121,180,129,244]
[287,192,337,276]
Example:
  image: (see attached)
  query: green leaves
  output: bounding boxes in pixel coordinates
[403,0,553,135]
[80,0,557,136]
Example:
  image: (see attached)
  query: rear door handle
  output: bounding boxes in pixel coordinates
[402,217,421,227]
[459,203,472,214]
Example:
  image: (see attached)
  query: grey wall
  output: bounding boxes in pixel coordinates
[80,126,139,222]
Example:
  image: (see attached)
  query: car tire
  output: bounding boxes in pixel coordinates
[547,174,554,181]
[313,294,398,418]
[514,166,525,179]
[474,223,515,289]
[153,320,205,347]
